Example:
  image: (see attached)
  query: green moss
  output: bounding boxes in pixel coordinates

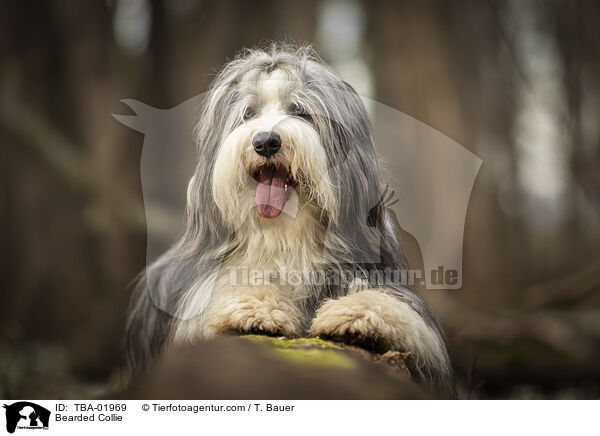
[271,347,356,369]
[241,335,342,350]
[241,335,355,369]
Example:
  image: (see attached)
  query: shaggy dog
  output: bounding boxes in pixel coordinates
[126,44,455,397]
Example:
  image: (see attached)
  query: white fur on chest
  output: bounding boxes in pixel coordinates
[171,204,327,344]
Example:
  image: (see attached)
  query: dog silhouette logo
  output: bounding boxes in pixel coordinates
[3,402,50,433]
[114,93,481,299]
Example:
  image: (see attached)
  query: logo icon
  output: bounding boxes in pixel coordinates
[3,402,50,434]
[114,93,481,302]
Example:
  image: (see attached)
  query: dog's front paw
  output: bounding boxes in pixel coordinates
[309,290,398,353]
[207,287,303,338]
[310,290,442,357]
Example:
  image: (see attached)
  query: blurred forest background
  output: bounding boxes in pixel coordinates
[1,0,599,399]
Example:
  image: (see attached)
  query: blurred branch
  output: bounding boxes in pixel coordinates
[440,291,600,374]
[1,73,179,239]
[524,258,600,308]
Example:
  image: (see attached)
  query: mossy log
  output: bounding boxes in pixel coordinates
[122,335,432,399]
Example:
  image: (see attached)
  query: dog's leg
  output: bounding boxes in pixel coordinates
[173,285,304,343]
[309,289,449,377]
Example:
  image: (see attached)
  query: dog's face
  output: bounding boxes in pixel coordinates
[211,67,336,228]
[189,49,379,254]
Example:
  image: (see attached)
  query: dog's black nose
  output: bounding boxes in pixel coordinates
[252,131,281,157]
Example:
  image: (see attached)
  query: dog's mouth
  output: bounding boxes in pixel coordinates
[251,164,298,219]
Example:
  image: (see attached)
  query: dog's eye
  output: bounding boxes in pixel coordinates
[243,107,255,120]
[288,102,307,117]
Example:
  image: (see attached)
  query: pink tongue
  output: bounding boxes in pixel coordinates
[255,167,287,218]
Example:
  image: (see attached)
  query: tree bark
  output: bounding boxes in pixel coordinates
[119,335,431,400]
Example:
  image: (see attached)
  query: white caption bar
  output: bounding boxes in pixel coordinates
[1,400,598,436]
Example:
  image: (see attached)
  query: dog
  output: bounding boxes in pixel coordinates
[126,44,455,397]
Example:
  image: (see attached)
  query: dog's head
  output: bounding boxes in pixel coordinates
[189,45,383,243]
[211,63,333,224]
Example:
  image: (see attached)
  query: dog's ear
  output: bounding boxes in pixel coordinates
[341,80,360,97]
